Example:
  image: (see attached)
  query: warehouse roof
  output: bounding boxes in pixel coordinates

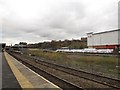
[87,29,120,35]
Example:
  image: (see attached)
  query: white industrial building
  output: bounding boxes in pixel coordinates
[87,29,120,49]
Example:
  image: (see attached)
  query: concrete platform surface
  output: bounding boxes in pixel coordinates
[2,52,21,89]
[0,52,2,90]
[4,52,61,89]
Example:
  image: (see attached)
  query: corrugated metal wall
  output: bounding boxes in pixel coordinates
[87,30,119,48]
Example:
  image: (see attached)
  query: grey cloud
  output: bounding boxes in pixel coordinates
[29,1,87,39]
[1,0,118,45]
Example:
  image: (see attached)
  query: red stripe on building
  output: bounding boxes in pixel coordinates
[93,45,119,49]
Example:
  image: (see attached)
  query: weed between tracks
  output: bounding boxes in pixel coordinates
[26,49,119,78]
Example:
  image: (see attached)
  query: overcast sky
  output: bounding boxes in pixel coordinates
[0,0,119,45]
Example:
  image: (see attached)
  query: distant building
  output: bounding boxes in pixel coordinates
[0,43,6,48]
[12,42,27,48]
[0,43,6,51]
[87,29,120,49]
[81,37,87,42]
[19,42,27,45]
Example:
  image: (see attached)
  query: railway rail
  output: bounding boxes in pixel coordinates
[31,56,120,89]
[8,51,84,90]
[8,51,120,89]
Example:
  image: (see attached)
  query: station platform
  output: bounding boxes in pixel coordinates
[2,52,61,89]
[2,52,21,89]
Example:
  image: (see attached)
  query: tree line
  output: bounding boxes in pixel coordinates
[28,38,87,50]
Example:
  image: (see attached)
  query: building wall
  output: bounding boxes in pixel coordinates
[87,30,120,49]
[87,33,93,47]
[118,30,120,45]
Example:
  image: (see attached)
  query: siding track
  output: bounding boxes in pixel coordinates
[8,51,120,90]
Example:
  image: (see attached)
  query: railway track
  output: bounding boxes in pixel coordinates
[30,56,120,89]
[8,51,120,89]
[8,52,84,90]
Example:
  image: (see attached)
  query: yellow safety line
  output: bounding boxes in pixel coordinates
[4,52,34,89]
